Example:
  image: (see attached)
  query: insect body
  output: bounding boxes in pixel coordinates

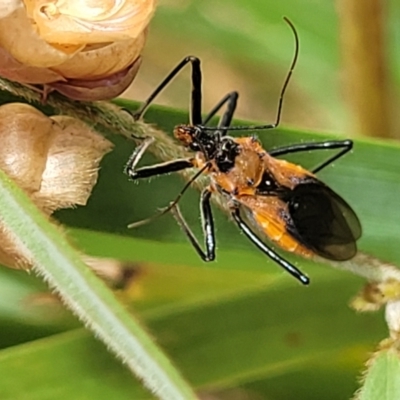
[201,134,360,262]
[125,18,361,285]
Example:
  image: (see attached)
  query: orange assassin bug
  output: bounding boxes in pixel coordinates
[124,18,361,285]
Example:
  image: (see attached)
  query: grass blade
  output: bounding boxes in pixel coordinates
[0,169,197,400]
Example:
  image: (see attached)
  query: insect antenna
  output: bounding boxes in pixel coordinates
[128,162,210,228]
[201,16,299,133]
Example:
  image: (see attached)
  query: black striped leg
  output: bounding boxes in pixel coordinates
[170,187,216,261]
[268,140,353,173]
[124,136,154,176]
[230,207,309,285]
[132,56,203,125]
[126,158,194,180]
[124,136,194,180]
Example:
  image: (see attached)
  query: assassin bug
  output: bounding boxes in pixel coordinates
[125,18,361,285]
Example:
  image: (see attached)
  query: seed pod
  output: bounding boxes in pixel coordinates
[0,103,113,268]
[32,115,113,213]
[0,103,55,193]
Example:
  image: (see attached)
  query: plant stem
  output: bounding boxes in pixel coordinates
[337,0,392,138]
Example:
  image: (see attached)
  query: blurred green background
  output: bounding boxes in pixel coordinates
[126,0,400,136]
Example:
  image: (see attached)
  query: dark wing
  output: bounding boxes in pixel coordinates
[286,182,362,260]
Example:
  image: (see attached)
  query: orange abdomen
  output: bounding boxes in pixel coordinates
[252,212,312,258]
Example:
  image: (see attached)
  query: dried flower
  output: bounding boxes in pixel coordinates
[0,0,156,100]
[0,0,23,19]
[24,0,155,44]
[0,103,113,268]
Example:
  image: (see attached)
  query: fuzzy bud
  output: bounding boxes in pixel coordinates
[0,103,113,268]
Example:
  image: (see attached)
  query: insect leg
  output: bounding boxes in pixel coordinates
[230,208,310,285]
[132,56,203,125]
[170,187,216,261]
[128,163,210,228]
[124,136,154,175]
[124,137,193,180]
[202,91,239,128]
[124,135,194,180]
[268,140,353,173]
[126,158,195,180]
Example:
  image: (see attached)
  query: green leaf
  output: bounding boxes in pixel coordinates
[0,169,197,400]
[0,330,150,400]
[356,347,400,400]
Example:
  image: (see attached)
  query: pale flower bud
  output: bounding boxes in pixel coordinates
[0,0,23,19]
[23,0,156,44]
[0,0,155,100]
[0,103,113,268]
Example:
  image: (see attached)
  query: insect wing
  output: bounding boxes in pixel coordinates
[287,182,361,261]
[239,196,312,257]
